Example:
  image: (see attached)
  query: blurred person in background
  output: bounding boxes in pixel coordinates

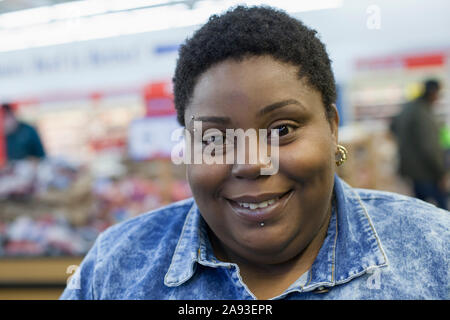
[1,103,46,162]
[391,79,448,210]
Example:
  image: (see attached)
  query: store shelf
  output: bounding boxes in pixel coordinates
[0,287,67,300]
[0,256,83,300]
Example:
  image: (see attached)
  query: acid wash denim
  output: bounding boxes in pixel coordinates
[60,175,449,300]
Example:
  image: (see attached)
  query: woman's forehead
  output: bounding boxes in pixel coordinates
[186,56,321,119]
[195,55,299,87]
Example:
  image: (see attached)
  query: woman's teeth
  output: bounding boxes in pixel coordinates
[237,198,278,210]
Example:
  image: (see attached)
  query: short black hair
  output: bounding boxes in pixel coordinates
[173,5,337,126]
[1,103,14,114]
[423,79,440,98]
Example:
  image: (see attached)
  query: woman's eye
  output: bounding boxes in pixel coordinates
[271,124,295,137]
[203,133,225,146]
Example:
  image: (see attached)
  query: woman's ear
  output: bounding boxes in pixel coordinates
[328,103,339,145]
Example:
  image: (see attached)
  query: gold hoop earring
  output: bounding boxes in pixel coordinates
[335,144,348,166]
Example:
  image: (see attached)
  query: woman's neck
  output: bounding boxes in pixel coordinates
[208,202,333,299]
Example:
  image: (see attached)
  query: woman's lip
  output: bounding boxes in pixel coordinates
[225,189,294,223]
[225,191,290,203]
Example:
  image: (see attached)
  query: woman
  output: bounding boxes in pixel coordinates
[61,6,449,300]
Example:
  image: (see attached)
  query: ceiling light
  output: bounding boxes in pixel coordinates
[0,0,343,52]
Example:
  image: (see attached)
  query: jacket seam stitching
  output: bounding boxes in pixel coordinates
[164,202,197,286]
[353,190,390,266]
[331,206,339,283]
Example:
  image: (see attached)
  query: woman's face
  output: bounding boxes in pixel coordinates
[184,55,339,266]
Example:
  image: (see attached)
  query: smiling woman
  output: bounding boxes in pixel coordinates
[60,5,449,300]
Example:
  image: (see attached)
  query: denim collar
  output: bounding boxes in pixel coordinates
[164,175,389,293]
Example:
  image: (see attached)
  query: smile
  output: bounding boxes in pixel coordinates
[236,198,278,210]
[225,190,294,223]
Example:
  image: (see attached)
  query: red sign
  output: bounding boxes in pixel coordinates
[404,53,445,69]
[89,137,126,152]
[355,52,446,70]
[143,81,176,117]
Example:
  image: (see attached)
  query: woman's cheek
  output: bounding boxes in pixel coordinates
[187,163,229,196]
[280,136,333,180]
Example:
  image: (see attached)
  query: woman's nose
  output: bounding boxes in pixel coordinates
[231,151,271,179]
[231,163,265,180]
[229,130,276,179]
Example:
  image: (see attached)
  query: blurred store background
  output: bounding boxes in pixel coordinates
[0,0,449,299]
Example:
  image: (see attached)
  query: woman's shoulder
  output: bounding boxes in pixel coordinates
[349,188,449,296]
[351,187,449,254]
[60,198,196,299]
[325,183,448,299]
[353,187,448,222]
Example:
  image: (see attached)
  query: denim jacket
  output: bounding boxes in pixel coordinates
[60,175,449,300]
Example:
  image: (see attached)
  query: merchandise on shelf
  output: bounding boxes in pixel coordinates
[0,157,192,257]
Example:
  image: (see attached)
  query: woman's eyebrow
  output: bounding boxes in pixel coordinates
[258,99,306,116]
[188,99,305,126]
[189,116,231,127]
